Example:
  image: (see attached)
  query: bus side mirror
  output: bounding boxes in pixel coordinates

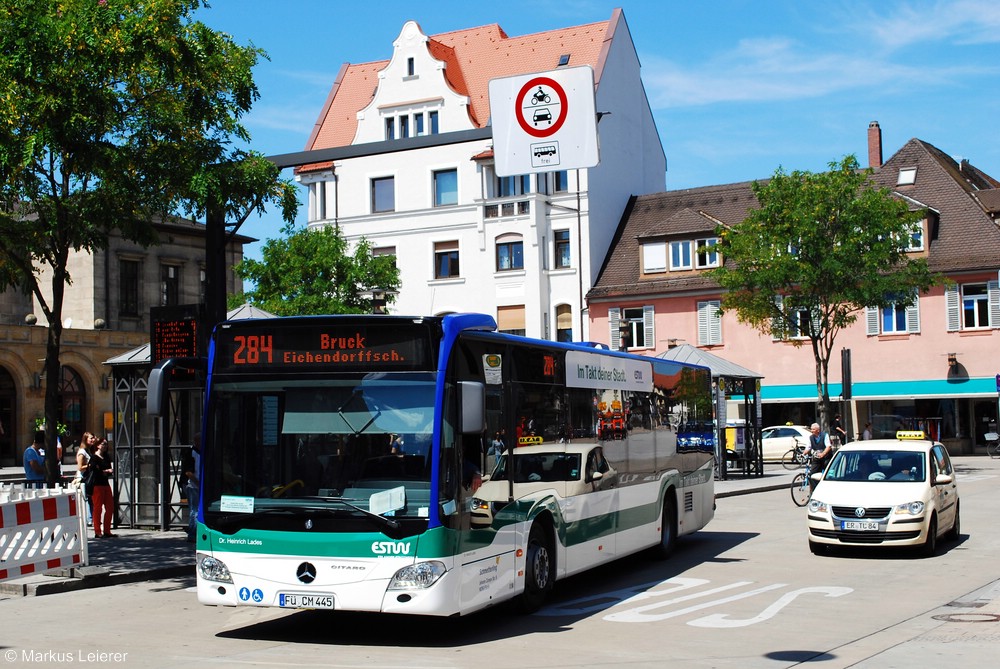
[146,357,206,417]
[459,381,486,434]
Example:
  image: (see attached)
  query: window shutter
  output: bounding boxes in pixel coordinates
[771,295,784,340]
[609,307,621,350]
[945,284,960,331]
[810,308,822,340]
[989,280,1000,329]
[643,305,655,349]
[866,306,880,336]
[905,293,920,333]
[698,300,722,345]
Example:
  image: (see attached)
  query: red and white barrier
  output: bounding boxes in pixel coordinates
[0,486,88,582]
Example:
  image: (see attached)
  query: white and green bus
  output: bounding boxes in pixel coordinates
[149,313,715,615]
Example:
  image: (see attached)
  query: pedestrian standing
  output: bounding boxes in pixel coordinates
[862,422,873,441]
[23,431,46,488]
[90,438,116,538]
[76,431,97,522]
[805,423,833,491]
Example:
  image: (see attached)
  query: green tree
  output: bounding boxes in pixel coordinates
[710,155,942,430]
[0,0,297,482]
[234,222,400,316]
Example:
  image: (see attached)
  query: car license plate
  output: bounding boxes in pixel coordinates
[279,593,335,609]
[841,520,879,531]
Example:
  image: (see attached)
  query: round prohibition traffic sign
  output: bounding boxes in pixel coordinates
[515,76,568,138]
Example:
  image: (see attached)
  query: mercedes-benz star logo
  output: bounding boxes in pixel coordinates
[296,562,316,584]
[854,507,866,518]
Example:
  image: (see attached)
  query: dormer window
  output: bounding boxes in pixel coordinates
[897,167,917,186]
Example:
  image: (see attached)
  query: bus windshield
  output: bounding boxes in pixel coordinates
[202,372,437,530]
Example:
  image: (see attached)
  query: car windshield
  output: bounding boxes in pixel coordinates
[490,452,582,483]
[824,450,926,483]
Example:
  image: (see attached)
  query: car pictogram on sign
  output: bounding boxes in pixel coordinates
[532,108,552,125]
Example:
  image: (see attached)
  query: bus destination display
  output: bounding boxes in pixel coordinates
[215,324,432,373]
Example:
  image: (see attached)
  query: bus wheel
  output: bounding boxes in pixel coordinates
[518,522,554,613]
[651,492,677,559]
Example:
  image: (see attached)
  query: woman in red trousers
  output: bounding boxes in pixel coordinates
[89,439,116,538]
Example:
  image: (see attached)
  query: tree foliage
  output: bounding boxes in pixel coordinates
[0,0,296,481]
[234,222,401,316]
[710,155,942,426]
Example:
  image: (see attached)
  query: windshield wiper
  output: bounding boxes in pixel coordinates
[336,391,382,436]
[298,495,400,529]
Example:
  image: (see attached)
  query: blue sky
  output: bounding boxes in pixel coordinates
[200,0,1000,260]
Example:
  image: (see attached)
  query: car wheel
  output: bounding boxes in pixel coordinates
[518,521,554,613]
[921,515,938,557]
[946,503,961,542]
[651,491,678,559]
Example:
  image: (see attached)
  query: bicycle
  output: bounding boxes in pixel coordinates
[781,438,809,471]
[986,432,1000,459]
[790,451,814,507]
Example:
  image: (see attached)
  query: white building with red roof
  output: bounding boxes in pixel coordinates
[296,9,664,341]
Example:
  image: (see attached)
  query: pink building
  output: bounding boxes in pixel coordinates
[589,124,1000,454]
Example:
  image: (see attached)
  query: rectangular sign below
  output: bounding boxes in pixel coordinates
[489,66,599,177]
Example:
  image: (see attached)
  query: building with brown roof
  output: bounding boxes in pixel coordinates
[588,123,1000,453]
[296,9,665,342]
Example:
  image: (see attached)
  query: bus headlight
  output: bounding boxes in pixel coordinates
[388,561,446,590]
[893,501,925,516]
[197,554,233,583]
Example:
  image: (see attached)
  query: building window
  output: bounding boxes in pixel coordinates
[384,117,395,141]
[904,221,924,251]
[554,230,571,268]
[371,176,394,213]
[695,238,719,268]
[962,284,990,328]
[433,169,457,207]
[946,281,1000,331]
[399,116,409,139]
[497,305,526,336]
[642,241,667,273]
[496,174,530,198]
[555,304,573,342]
[429,111,439,135]
[407,57,415,76]
[119,259,140,317]
[496,234,523,272]
[414,113,424,136]
[309,182,327,222]
[669,241,692,270]
[434,241,459,279]
[866,293,919,335]
[372,246,397,269]
[897,167,917,186]
[697,300,722,345]
[160,264,180,306]
[771,295,814,340]
[547,170,569,193]
[609,306,654,350]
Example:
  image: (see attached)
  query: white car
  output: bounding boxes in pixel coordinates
[806,432,960,556]
[760,424,811,461]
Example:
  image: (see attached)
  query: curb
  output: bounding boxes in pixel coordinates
[2,565,194,597]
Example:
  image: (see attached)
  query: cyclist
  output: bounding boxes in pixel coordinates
[804,423,833,491]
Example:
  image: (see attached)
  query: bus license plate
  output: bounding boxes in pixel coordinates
[841,520,878,531]
[279,593,335,609]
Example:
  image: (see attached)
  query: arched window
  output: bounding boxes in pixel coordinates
[0,366,14,466]
[555,304,573,342]
[495,233,524,272]
[58,366,85,449]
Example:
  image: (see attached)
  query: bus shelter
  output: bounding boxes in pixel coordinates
[104,303,273,530]
[657,345,764,479]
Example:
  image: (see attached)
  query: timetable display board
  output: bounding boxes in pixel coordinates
[150,305,204,364]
